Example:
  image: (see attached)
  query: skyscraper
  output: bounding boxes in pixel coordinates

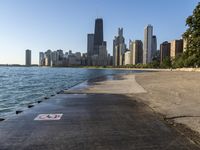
[87,34,94,65]
[152,35,157,59]
[93,18,104,55]
[39,52,44,66]
[94,19,103,46]
[143,25,153,64]
[25,49,31,66]
[130,40,143,65]
[86,18,108,66]
[98,41,107,66]
[113,28,126,66]
[45,49,52,66]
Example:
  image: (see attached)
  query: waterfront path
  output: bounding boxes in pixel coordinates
[0,93,199,149]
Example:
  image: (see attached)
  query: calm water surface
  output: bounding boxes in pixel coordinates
[0,67,142,118]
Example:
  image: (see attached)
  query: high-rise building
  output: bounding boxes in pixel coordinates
[87,34,94,65]
[51,51,58,66]
[124,51,131,65]
[94,19,103,46]
[170,39,183,58]
[39,52,44,66]
[45,49,52,66]
[86,18,107,66]
[113,28,126,66]
[130,40,143,65]
[93,18,104,55]
[160,41,171,63]
[98,41,107,66]
[57,49,64,61]
[143,25,153,64]
[152,35,157,59]
[25,49,31,66]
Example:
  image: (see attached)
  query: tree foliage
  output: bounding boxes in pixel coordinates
[160,57,172,68]
[183,2,200,67]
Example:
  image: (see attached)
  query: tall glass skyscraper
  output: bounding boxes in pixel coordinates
[94,18,104,55]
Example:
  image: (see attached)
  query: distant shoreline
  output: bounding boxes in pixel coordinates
[1,65,200,72]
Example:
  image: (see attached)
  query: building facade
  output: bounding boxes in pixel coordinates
[40,49,85,67]
[160,41,171,63]
[124,51,131,65]
[93,18,104,55]
[86,18,108,66]
[151,35,157,59]
[130,40,143,65]
[143,25,153,64]
[25,49,31,66]
[170,39,183,58]
[113,28,126,66]
[87,34,94,65]
[39,52,45,66]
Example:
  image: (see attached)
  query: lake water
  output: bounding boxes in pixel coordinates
[0,67,142,118]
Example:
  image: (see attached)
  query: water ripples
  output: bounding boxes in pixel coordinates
[0,67,141,118]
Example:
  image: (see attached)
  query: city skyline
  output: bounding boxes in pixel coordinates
[0,0,198,64]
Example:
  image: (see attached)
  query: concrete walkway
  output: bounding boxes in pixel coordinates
[0,93,199,150]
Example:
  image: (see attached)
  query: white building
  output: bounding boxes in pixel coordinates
[124,51,131,65]
[44,50,52,66]
[113,28,126,66]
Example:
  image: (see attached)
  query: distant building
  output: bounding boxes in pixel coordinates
[44,50,52,66]
[25,49,31,66]
[130,40,143,65]
[87,34,94,65]
[160,41,171,63]
[143,25,153,64]
[98,42,107,66]
[69,50,72,55]
[170,39,183,58]
[81,53,87,66]
[107,54,113,66]
[86,18,108,66]
[113,28,126,66]
[151,35,157,59]
[93,18,104,55]
[39,52,44,66]
[124,51,131,65]
[39,49,88,67]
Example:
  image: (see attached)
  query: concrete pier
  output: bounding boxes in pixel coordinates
[0,93,199,149]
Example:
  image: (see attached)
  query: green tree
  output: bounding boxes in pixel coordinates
[160,57,172,68]
[172,54,184,68]
[183,2,200,67]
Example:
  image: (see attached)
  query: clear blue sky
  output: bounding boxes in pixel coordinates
[0,0,198,64]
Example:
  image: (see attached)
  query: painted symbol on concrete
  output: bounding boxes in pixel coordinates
[34,114,63,121]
